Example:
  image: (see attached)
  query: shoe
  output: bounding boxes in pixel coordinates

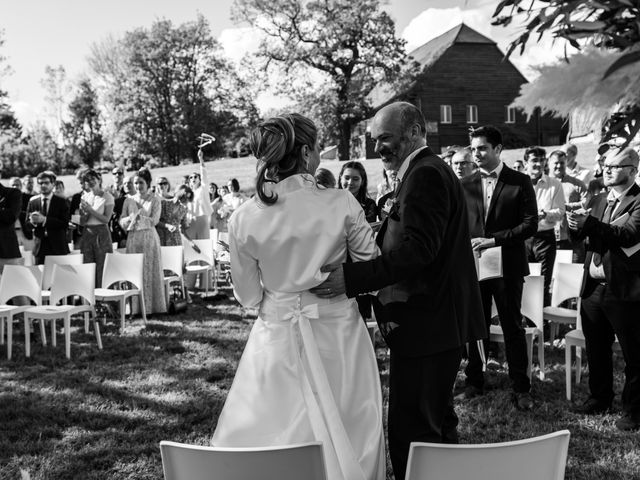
[615,414,640,431]
[513,392,534,411]
[571,397,611,415]
[454,385,484,401]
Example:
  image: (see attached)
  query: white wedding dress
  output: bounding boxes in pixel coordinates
[212,174,385,480]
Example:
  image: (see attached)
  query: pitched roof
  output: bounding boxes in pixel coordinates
[368,23,497,108]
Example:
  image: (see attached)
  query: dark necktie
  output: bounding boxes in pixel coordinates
[42,197,48,216]
[593,198,617,266]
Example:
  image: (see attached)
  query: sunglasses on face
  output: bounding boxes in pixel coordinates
[158,181,168,186]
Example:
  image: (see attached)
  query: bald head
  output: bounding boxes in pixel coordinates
[603,147,639,190]
[371,102,427,172]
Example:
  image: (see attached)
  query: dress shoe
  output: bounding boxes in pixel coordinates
[454,385,484,401]
[512,392,534,411]
[571,397,612,415]
[615,413,640,431]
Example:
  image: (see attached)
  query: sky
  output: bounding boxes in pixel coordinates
[1,0,566,127]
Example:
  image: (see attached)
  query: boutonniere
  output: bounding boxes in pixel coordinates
[383,197,401,221]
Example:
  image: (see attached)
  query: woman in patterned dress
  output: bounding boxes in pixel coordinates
[119,168,167,315]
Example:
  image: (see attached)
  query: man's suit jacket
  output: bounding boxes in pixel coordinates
[571,183,640,301]
[343,147,486,357]
[461,166,538,278]
[0,184,22,259]
[20,192,34,240]
[25,194,70,260]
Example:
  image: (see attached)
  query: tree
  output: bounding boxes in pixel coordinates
[41,65,71,141]
[62,79,104,169]
[492,0,640,147]
[89,15,256,166]
[233,0,413,160]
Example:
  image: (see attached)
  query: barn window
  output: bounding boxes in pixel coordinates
[466,105,478,124]
[440,105,452,124]
[505,106,516,124]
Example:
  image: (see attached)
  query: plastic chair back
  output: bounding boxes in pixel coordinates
[19,246,34,266]
[49,263,96,306]
[0,265,43,305]
[183,239,214,266]
[43,254,84,290]
[553,249,574,275]
[551,262,584,307]
[521,275,544,330]
[161,246,184,278]
[405,430,570,480]
[160,441,327,480]
[528,262,542,276]
[101,253,144,291]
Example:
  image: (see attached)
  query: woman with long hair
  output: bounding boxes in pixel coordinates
[119,168,167,314]
[212,113,385,480]
[184,151,213,240]
[78,169,114,287]
[338,161,377,223]
[157,184,194,247]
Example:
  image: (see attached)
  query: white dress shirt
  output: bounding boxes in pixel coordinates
[532,175,565,232]
[479,161,504,220]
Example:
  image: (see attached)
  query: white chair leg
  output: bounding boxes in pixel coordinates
[565,343,572,401]
[84,311,89,334]
[50,319,57,347]
[0,316,4,345]
[576,346,582,384]
[537,331,545,380]
[64,315,71,359]
[24,317,31,357]
[120,300,126,333]
[140,293,147,323]
[39,318,47,346]
[6,316,12,360]
[525,332,533,380]
[94,317,103,350]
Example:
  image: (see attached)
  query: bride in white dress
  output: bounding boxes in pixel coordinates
[212,113,385,480]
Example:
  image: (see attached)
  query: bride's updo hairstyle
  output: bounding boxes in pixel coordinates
[250,113,318,205]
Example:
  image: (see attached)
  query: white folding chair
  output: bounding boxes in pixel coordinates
[23,263,101,359]
[544,262,584,342]
[19,246,34,266]
[0,265,44,359]
[528,262,542,276]
[160,441,327,480]
[183,239,215,296]
[489,275,545,380]
[405,430,570,480]
[564,310,621,401]
[161,246,186,306]
[553,249,574,275]
[95,253,146,333]
[42,254,84,305]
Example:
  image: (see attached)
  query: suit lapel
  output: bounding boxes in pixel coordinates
[394,147,435,199]
[612,184,640,221]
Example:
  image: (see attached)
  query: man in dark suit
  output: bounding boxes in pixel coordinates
[311,102,485,480]
[460,125,538,410]
[25,171,70,264]
[0,181,24,272]
[568,147,640,431]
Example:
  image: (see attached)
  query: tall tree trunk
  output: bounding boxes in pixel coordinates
[337,119,352,161]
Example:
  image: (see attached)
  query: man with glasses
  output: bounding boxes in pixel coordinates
[25,171,70,264]
[451,148,476,180]
[568,147,640,431]
[524,146,565,306]
[549,150,590,262]
[108,167,125,197]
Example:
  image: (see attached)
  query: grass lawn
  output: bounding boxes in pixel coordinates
[1,279,638,480]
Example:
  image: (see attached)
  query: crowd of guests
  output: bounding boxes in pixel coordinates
[0,153,248,317]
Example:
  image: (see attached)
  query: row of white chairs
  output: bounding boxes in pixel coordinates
[160,429,570,480]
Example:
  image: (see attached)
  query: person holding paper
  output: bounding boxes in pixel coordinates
[460,126,538,410]
[567,147,640,431]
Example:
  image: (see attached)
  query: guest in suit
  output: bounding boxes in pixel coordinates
[311,102,485,480]
[25,171,70,265]
[0,181,24,273]
[460,125,538,409]
[568,147,640,431]
[10,177,34,251]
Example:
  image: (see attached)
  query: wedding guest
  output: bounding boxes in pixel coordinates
[54,180,66,198]
[0,174,23,273]
[315,168,337,189]
[224,178,247,212]
[107,166,125,196]
[209,182,228,232]
[10,177,33,251]
[513,159,525,173]
[338,161,377,223]
[185,151,213,240]
[157,185,193,247]
[79,169,114,287]
[119,168,167,314]
[69,169,88,249]
[109,175,133,248]
[156,176,172,200]
[562,143,593,185]
[452,148,476,180]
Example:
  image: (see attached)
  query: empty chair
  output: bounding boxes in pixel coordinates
[544,262,585,341]
[95,253,146,333]
[160,441,327,480]
[42,254,84,303]
[553,249,574,274]
[405,430,570,480]
[0,265,44,359]
[528,262,542,276]
[161,245,186,305]
[183,238,215,296]
[19,246,34,266]
[23,263,101,359]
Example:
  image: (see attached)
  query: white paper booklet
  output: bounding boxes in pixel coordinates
[475,246,503,281]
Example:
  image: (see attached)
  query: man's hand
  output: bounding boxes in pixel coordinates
[567,209,591,230]
[471,237,495,252]
[309,263,346,298]
[29,212,45,225]
[538,210,547,221]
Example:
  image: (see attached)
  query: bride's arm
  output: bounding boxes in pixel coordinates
[345,193,379,262]
[229,214,263,308]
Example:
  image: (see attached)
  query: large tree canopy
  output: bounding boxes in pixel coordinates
[493,0,640,146]
[234,0,413,159]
